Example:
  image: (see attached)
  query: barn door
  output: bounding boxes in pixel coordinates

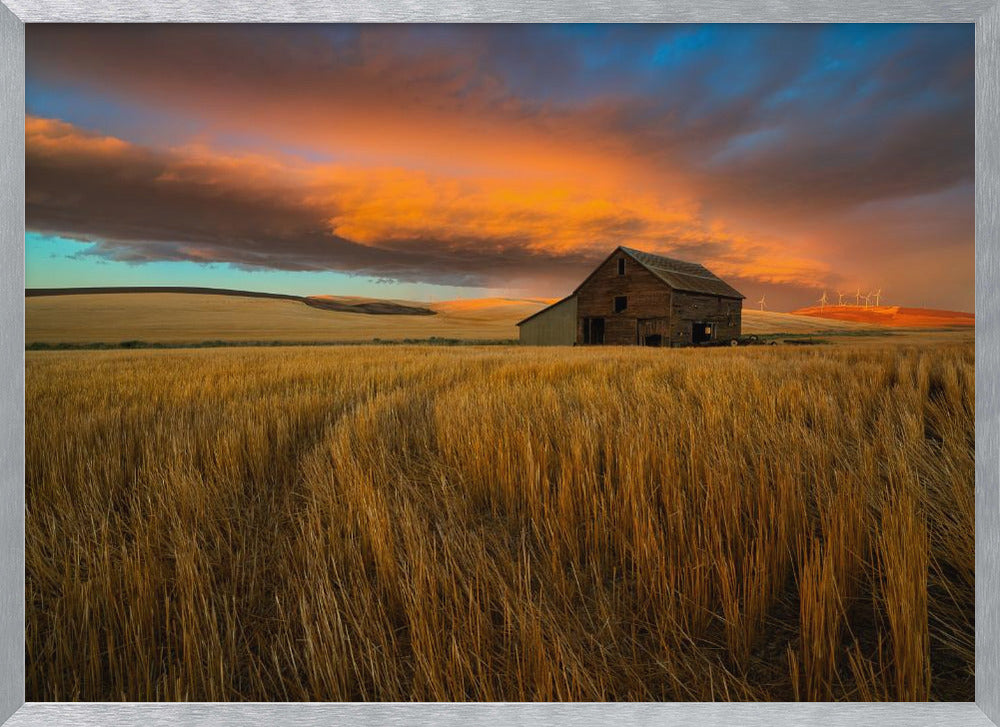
[583,317,605,344]
[639,318,667,347]
[693,322,713,344]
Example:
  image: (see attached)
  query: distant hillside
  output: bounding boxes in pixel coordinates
[304,295,434,316]
[27,286,436,316]
[740,309,870,335]
[431,297,557,322]
[26,292,517,345]
[791,305,974,328]
[26,289,915,346]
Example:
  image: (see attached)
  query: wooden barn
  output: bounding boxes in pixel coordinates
[517,246,744,346]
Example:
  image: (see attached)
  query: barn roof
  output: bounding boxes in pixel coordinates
[619,247,745,299]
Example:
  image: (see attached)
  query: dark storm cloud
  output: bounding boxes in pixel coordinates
[25,117,603,288]
[25,24,974,215]
[589,25,975,214]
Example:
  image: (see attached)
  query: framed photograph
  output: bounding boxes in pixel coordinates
[1,4,998,727]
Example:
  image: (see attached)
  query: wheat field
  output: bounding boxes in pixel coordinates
[25,342,974,701]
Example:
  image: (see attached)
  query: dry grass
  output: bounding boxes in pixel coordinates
[25,342,973,701]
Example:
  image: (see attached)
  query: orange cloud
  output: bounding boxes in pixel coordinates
[26,116,131,158]
[27,115,839,293]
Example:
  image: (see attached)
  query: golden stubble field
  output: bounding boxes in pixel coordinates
[25,342,974,701]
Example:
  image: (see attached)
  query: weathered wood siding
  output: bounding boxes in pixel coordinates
[575,251,672,345]
[637,317,672,344]
[669,292,742,344]
[518,295,578,345]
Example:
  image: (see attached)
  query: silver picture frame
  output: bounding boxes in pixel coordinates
[1,3,997,725]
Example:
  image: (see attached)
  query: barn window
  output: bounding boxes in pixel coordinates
[614,296,628,313]
[618,258,626,275]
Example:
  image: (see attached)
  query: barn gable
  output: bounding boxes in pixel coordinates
[517,295,577,345]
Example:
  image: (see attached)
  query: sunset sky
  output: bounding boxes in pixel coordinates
[25,24,974,312]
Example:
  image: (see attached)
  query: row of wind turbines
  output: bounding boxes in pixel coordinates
[755,288,884,312]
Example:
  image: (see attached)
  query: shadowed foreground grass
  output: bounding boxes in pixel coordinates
[26,343,973,701]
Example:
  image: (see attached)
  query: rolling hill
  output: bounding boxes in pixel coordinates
[26,292,512,344]
[739,309,870,335]
[791,305,974,328]
[25,287,941,346]
[28,286,436,316]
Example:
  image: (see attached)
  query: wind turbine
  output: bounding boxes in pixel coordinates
[817,291,829,309]
[873,289,882,307]
[837,290,845,306]
[855,288,862,307]
[861,292,872,309]
[757,294,767,312]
